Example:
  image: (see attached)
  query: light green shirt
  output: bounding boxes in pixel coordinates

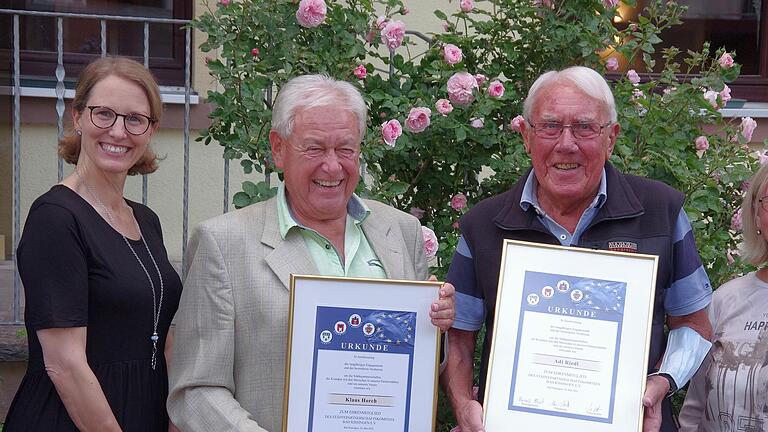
[276,183,387,278]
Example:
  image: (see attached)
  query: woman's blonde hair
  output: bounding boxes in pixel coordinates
[740,163,768,265]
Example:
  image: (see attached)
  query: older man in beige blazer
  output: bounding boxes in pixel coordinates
[168,74,454,432]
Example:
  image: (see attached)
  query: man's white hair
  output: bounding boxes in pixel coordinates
[271,74,367,140]
[523,66,617,123]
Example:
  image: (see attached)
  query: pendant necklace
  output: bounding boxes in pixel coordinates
[75,167,164,370]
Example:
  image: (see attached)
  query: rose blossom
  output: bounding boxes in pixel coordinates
[353,64,367,79]
[251,47,260,57]
[719,84,731,105]
[474,74,487,87]
[409,207,426,219]
[488,80,505,98]
[460,0,473,12]
[435,99,453,115]
[421,226,439,259]
[450,193,468,211]
[375,15,388,29]
[627,69,640,85]
[533,0,554,8]
[219,0,230,6]
[380,20,405,51]
[470,118,484,128]
[452,221,460,229]
[510,115,525,132]
[447,72,479,106]
[603,0,619,8]
[731,208,743,231]
[741,117,757,142]
[719,52,735,68]
[758,151,768,166]
[443,44,463,65]
[695,136,709,151]
[605,57,618,71]
[381,119,402,147]
[442,21,451,32]
[703,90,718,108]
[632,88,644,99]
[405,107,432,133]
[295,0,327,28]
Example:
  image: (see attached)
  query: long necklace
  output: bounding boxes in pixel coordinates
[74,168,164,370]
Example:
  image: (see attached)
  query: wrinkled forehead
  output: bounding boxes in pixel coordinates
[533,83,610,122]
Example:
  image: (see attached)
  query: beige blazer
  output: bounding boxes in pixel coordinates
[168,197,428,432]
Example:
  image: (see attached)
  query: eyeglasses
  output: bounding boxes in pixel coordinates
[87,106,154,135]
[529,121,613,140]
[759,196,768,212]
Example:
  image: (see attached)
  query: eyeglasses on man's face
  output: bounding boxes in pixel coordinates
[87,106,154,135]
[529,121,613,140]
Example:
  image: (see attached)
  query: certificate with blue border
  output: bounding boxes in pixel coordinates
[283,275,441,432]
[484,240,657,432]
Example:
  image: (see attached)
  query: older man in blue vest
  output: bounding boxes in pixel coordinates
[442,66,712,432]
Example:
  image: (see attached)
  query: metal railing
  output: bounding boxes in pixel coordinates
[0,8,198,325]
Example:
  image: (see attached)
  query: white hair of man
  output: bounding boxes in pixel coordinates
[271,74,367,141]
[741,163,768,265]
[523,65,618,123]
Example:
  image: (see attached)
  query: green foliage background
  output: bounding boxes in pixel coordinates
[193,0,762,428]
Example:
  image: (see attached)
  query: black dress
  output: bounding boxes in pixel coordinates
[4,185,183,432]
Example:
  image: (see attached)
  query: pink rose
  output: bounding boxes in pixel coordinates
[409,207,425,219]
[605,57,619,71]
[219,0,230,6]
[719,84,731,105]
[405,107,431,133]
[295,0,327,28]
[365,30,377,43]
[381,119,402,147]
[380,20,405,51]
[488,80,505,98]
[603,0,619,8]
[474,74,487,87]
[758,151,768,166]
[353,64,367,79]
[731,208,743,231]
[435,99,453,115]
[421,226,439,259]
[460,0,474,12]
[632,88,644,99]
[375,16,388,29]
[452,221,460,229]
[470,118,484,128]
[450,193,468,211]
[695,136,709,151]
[719,52,734,68]
[442,21,451,32]
[703,90,718,108]
[510,115,525,132]
[443,44,463,65]
[447,72,479,106]
[741,117,757,142]
[251,47,260,57]
[627,69,640,85]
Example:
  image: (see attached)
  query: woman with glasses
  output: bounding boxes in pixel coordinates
[4,57,182,432]
[678,163,768,431]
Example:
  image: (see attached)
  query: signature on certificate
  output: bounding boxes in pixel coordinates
[586,403,603,415]
[551,399,571,409]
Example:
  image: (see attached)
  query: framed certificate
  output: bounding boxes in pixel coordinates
[283,274,442,432]
[483,240,658,432]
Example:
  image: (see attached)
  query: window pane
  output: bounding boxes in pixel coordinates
[618,0,762,75]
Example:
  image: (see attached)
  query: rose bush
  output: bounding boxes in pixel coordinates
[194,0,763,428]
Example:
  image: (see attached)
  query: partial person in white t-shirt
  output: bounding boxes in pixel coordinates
[678,163,768,432]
